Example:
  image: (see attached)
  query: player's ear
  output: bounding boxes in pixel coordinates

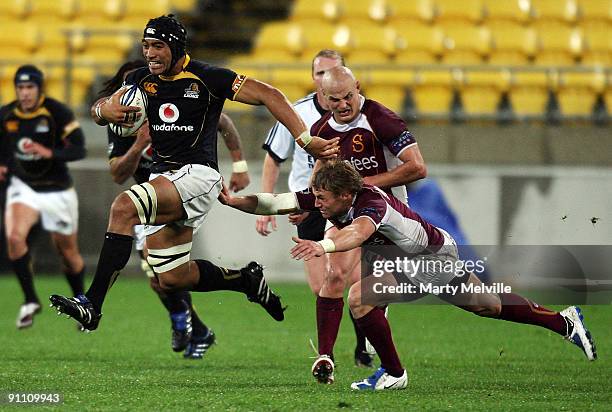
[355,80,360,92]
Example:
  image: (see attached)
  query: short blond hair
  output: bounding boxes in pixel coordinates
[312,161,363,196]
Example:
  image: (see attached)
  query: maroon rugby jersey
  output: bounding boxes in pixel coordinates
[310,96,417,202]
[296,184,444,250]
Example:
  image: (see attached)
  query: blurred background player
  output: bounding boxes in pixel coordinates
[309,65,427,383]
[96,60,251,358]
[0,65,87,329]
[257,49,376,367]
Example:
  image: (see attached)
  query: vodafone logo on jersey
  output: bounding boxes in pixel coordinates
[159,103,180,123]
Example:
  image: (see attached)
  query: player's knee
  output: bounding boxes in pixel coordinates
[123,182,159,225]
[157,273,180,291]
[347,285,362,311]
[324,273,345,295]
[149,276,164,294]
[6,232,27,259]
[110,193,140,225]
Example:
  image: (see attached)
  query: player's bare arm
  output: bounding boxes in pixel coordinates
[109,121,151,184]
[233,78,339,159]
[290,217,375,261]
[218,112,250,192]
[255,154,282,236]
[362,145,427,189]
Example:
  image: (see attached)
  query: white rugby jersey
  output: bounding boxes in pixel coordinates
[262,93,327,191]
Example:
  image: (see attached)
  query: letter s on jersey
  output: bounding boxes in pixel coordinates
[352,134,365,153]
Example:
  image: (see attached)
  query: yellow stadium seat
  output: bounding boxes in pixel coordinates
[269,68,313,91]
[509,71,551,117]
[28,0,78,23]
[441,25,492,65]
[483,0,532,24]
[291,0,341,24]
[76,0,124,22]
[534,24,583,66]
[0,22,41,59]
[45,66,95,105]
[460,70,512,115]
[386,0,435,25]
[338,0,389,24]
[578,0,612,23]
[300,23,353,61]
[557,70,606,116]
[394,23,444,64]
[362,86,407,113]
[581,25,612,65]
[412,70,458,115]
[121,0,171,27]
[435,0,485,26]
[365,68,415,88]
[274,84,311,103]
[361,69,416,112]
[488,23,538,65]
[531,0,579,24]
[169,0,197,12]
[345,24,399,63]
[252,22,304,61]
[227,65,271,85]
[0,0,31,21]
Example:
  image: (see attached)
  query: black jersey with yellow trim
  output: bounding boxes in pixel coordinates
[125,55,244,173]
[0,95,86,192]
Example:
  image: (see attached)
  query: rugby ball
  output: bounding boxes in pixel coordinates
[109,84,148,137]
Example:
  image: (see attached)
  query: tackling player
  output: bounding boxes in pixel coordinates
[0,65,87,329]
[219,160,597,391]
[49,15,338,333]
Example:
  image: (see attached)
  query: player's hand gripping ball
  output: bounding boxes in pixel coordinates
[109,85,148,137]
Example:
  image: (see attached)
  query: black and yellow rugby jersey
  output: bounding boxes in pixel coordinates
[125,55,246,173]
[0,95,86,191]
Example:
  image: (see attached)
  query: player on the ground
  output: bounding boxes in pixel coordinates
[0,65,87,329]
[96,60,250,358]
[219,160,597,390]
[307,66,427,382]
[49,14,338,332]
[257,49,375,367]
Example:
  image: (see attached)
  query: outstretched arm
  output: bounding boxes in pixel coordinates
[218,183,299,215]
[290,217,376,261]
[234,78,339,159]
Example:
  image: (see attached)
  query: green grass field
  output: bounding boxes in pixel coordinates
[0,275,610,411]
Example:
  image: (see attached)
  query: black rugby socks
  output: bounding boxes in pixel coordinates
[64,266,85,296]
[12,251,39,304]
[86,232,133,312]
[193,260,245,292]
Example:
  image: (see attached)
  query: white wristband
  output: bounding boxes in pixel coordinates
[317,238,336,253]
[232,160,248,173]
[95,102,103,120]
[296,131,313,148]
